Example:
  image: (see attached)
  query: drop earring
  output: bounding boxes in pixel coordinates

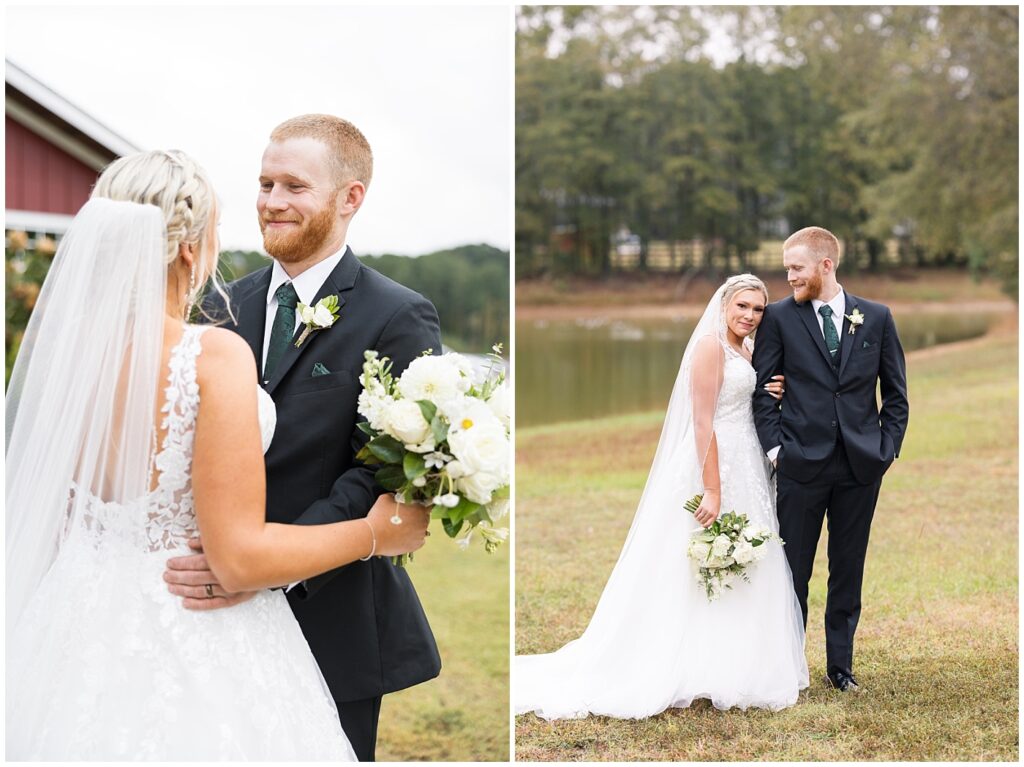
[185,263,196,320]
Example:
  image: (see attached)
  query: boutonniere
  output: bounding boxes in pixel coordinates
[295,295,340,347]
[844,308,865,335]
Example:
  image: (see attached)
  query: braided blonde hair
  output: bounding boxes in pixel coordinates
[91,150,230,320]
[721,273,768,308]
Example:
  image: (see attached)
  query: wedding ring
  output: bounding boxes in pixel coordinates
[205,584,214,598]
[390,514,403,525]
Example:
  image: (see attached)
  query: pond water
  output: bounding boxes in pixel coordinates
[515,309,1002,427]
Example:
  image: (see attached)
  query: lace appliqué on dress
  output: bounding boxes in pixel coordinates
[63,326,207,553]
[147,325,206,551]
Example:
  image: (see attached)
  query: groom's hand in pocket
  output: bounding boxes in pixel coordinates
[164,537,260,611]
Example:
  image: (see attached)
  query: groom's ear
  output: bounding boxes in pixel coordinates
[336,180,366,217]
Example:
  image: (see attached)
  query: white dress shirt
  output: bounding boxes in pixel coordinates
[261,246,346,377]
[767,285,846,464]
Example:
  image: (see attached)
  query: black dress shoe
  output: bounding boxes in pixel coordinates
[825,671,861,692]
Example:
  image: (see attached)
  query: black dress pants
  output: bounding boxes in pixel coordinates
[336,695,383,762]
[776,440,881,677]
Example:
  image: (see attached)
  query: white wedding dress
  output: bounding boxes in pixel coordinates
[516,312,809,720]
[7,325,357,760]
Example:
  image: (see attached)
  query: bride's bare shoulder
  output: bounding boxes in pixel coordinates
[195,327,256,386]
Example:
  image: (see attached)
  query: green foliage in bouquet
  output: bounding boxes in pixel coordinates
[354,346,510,564]
[685,493,776,601]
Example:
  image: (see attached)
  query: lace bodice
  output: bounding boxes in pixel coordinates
[66,326,276,553]
[712,341,776,529]
[715,344,757,426]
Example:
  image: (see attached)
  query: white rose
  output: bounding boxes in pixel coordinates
[398,355,465,405]
[688,540,712,562]
[711,534,732,559]
[447,421,509,478]
[732,539,755,565]
[456,470,503,505]
[385,400,431,445]
[312,303,335,327]
[297,304,316,324]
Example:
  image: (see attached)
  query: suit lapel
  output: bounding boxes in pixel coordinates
[234,269,272,374]
[797,300,836,371]
[265,248,362,395]
[837,293,859,379]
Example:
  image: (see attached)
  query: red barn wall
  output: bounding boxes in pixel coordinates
[6,116,99,217]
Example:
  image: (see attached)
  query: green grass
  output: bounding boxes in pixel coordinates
[377,536,509,761]
[515,332,1018,761]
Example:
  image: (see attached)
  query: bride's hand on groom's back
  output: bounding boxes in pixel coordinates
[367,495,431,557]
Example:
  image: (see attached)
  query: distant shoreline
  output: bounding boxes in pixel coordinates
[516,299,1016,322]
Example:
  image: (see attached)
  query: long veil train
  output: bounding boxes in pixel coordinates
[515,282,808,720]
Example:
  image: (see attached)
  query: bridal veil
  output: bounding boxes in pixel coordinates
[6,198,168,630]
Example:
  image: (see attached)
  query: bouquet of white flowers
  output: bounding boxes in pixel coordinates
[684,494,777,601]
[355,345,510,564]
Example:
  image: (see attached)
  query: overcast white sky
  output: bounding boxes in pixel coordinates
[6,5,511,255]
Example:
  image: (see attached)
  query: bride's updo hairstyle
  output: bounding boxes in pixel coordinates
[91,149,229,319]
[721,273,768,308]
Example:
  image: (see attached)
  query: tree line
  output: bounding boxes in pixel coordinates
[516,6,1018,294]
[6,241,508,382]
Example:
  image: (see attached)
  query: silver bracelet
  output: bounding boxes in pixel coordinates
[359,518,376,561]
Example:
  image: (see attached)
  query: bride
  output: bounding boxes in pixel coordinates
[6,150,430,760]
[515,274,809,720]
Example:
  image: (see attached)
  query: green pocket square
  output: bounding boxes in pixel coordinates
[862,340,876,348]
[311,362,331,377]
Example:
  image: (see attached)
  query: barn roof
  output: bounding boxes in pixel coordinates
[6,58,140,170]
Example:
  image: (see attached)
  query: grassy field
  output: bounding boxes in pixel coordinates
[377,536,509,761]
[515,331,1018,761]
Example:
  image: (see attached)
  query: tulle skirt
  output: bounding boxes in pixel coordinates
[515,396,809,721]
[7,537,356,760]
[516,539,808,720]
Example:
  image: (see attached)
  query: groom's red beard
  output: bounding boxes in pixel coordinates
[792,268,824,303]
[260,202,336,263]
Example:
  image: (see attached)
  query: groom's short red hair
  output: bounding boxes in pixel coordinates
[271,114,373,190]
[784,226,841,267]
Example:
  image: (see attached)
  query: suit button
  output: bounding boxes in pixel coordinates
[831,421,838,428]
[834,392,840,398]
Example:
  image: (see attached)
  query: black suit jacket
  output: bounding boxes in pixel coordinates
[752,292,909,485]
[209,248,442,702]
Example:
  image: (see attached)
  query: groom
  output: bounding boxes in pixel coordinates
[752,226,908,692]
[165,114,442,759]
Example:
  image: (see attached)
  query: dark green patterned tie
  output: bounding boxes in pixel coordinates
[819,304,839,359]
[263,282,298,381]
